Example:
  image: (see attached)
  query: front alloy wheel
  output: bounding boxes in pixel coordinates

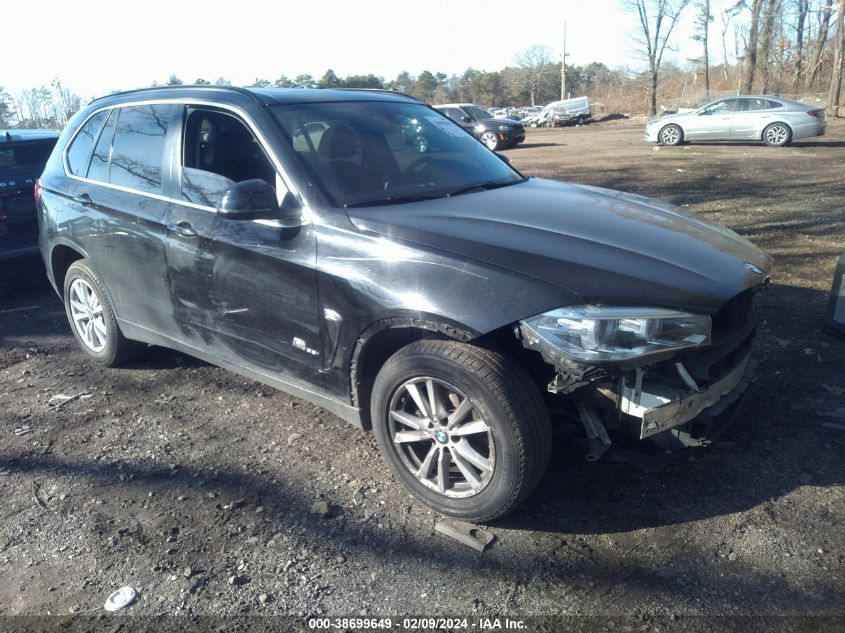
[371,340,552,522]
[480,131,499,151]
[388,377,495,498]
[659,124,683,146]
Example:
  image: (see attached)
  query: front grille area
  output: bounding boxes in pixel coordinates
[680,287,761,383]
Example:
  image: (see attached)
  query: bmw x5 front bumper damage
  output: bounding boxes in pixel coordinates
[518,322,755,466]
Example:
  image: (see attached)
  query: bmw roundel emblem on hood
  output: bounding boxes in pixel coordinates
[744,262,765,275]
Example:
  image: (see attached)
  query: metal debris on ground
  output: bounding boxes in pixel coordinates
[434,520,495,553]
[46,392,92,413]
[14,426,31,436]
[103,586,139,612]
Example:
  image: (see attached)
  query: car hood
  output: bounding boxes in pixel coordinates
[345,178,772,313]
[648,111,697,125]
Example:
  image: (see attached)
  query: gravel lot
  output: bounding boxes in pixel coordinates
[1,119,844,631]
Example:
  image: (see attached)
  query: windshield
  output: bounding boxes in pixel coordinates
[463,105,492,121]
[272,101,522,208]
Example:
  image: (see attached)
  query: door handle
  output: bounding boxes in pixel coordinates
[72,193,92,207]
[167,222,198,237]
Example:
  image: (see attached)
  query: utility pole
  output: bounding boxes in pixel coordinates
[560,21,567,100]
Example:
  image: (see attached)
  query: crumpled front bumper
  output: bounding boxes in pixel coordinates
[620,356,752,440]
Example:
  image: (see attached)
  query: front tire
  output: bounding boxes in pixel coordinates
[763,122,792,146]
[371,340,552,522]
[63,260,141,367]
[479,131,499,151]
[659,124,683,146]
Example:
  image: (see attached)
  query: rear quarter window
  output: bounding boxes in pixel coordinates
[66,111,108,176]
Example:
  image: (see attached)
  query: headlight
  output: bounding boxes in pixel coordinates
[497,125,510,131]
[520,306,711,363]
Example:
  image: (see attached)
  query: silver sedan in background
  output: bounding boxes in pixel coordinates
[644,96,826,147]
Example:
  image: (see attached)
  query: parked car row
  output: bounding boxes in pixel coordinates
[32,86,774,521]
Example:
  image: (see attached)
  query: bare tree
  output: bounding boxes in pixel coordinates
[621,0,692,116]
[693,0,714,99]
[793,0,811,89]
[0,87,13,127]
[806,0,834,90]
[828,0,845,115]
[720,4,743,87]
[759,0,783,93]
[50,79,81,127]
[514,45,553,106]
[742,0,765,92]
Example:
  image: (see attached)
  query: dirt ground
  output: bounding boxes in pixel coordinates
[1,119,844,632]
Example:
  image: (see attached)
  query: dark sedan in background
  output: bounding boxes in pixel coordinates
[1,129,60,261]
[435,103,525,150]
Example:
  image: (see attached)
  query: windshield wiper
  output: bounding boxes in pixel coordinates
[446,178,527,197]
[344,194,446,208]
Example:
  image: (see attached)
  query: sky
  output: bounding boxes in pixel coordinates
[3,0,716,99]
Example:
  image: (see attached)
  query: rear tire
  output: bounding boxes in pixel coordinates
[63,260,142,367]
[763,122,792,146]
[371,340,552,522]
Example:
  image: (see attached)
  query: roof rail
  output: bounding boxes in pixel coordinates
[88,84,264,105]
[329,87,423,103]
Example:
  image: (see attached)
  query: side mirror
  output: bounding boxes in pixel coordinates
[218,179,303,225]
[699,110,710,116]
[461,115,472,123]
[496,153,511,164]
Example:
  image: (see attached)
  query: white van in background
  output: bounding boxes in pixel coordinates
[529,96,591,127]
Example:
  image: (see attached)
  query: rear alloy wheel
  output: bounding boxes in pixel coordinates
[63,260,142,367]
[480,130,499,151]
[659,124,683,146]
[763,123,792,147]
[371,340,551,522]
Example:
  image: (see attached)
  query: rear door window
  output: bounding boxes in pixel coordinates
[109,104,175,195]
[65,111,108,176]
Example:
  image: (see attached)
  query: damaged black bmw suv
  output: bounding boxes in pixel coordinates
[38,87,771,521]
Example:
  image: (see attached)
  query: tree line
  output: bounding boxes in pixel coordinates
[2,0,843,129]
[628,0,844,115]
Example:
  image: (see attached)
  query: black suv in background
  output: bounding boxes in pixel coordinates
[434,103,525,150]
[1,129,60,261]
[38,87,771,522]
